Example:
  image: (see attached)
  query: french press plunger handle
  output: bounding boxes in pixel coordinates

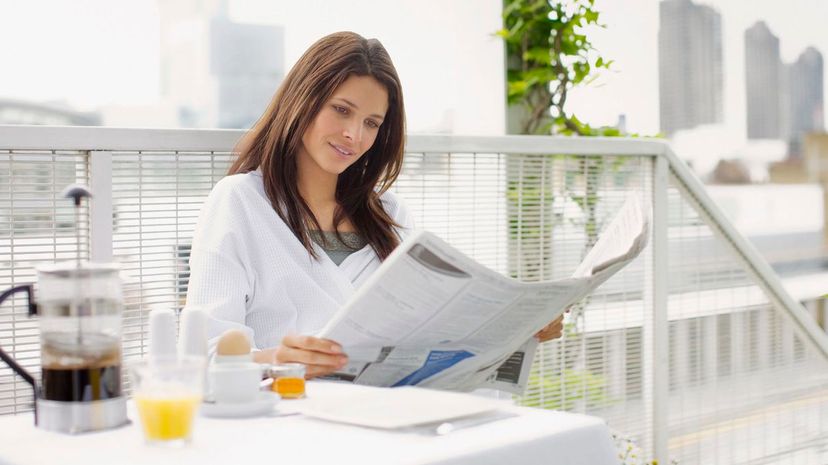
[0,284,39,425]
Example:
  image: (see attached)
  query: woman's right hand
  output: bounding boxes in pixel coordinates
[254,334,348,379]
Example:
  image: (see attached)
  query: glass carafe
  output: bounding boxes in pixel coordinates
[35,261,128,433]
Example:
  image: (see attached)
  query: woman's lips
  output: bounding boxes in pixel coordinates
[329,143,354,157]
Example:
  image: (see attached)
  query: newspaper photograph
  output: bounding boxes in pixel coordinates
[318,194,651,394]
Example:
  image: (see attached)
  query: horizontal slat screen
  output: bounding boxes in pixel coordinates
[110,151,233,370]
[0,150,89,415]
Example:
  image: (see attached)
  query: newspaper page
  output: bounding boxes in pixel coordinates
[318,194,650,394]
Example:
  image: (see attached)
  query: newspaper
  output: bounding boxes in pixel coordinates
[318,194,650,394]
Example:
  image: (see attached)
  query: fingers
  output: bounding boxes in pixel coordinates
[534,316,565,343]
[276,334,349,379]
[275,344,347,368]
[535,326,562,343]
[282,334,343,354]
[272,348,344,379]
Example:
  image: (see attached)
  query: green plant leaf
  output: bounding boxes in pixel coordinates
[524,46,552,65]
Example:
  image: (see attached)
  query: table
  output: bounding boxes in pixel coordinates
[0,383,618,465]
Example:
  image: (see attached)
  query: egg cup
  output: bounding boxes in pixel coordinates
[210,362,264,404]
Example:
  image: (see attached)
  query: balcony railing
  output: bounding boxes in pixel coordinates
[2,125,828,464]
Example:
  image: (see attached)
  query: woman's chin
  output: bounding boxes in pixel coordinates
[322,159,356,176]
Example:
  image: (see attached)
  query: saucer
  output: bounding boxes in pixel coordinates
[201,391,280,418]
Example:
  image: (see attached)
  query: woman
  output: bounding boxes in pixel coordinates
[186,31,563,380]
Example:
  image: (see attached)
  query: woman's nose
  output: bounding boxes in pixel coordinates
[343,121,362,144]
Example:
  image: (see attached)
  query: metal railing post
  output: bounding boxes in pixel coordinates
[643,154,670,463]
[88,150,113,262]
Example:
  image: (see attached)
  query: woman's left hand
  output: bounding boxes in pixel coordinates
[535,314,565,343]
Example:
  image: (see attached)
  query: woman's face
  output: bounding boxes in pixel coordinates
[299,75,389,178]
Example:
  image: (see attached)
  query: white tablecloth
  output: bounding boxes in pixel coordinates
[0,383,618,465]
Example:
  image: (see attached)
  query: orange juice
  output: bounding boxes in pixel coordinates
[135,395,201,441]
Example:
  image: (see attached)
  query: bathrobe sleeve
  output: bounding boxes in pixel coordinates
[186,176,258,349]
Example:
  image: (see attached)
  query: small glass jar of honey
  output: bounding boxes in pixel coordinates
[268,363,306,399]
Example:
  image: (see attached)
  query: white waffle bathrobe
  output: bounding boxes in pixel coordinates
[186,170,413,351]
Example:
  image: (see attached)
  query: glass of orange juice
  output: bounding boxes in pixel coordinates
[131,356,205,446]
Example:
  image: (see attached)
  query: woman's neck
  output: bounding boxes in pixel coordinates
[296,152,337,208]
[296,151,346,231]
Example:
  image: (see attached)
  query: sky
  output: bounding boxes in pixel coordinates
[1,0,827,139]
[0,0,160,106]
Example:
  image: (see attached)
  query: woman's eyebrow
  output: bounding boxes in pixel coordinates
[333,98,385,120]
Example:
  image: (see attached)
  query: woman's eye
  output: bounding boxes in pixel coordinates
[366,120,379,129]
[333,105,348,114]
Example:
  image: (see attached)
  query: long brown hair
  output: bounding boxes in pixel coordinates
[228,31,406,260]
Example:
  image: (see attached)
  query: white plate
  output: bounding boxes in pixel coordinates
[200,391,279,418]
[298,386,501,429]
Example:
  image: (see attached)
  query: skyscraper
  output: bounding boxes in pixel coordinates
[788,47,824,155]
[209,18,285,128]
[745,21,783,140]
[658,0,723,136]
[158,0,284,129]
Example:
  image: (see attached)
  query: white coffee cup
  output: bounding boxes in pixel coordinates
[210,362,262,404]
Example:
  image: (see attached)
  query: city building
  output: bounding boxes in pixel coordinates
[745,21,784,140]
[0,99,100,126]
[788,47,825,156]
[803,133,828,248]
[658,0,723,136]
[158,0,284,129]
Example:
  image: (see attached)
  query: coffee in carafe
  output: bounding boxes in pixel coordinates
[41,331,122,402]
[33,264,128,433]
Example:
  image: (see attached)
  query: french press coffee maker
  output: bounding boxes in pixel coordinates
[0,185,127,433]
